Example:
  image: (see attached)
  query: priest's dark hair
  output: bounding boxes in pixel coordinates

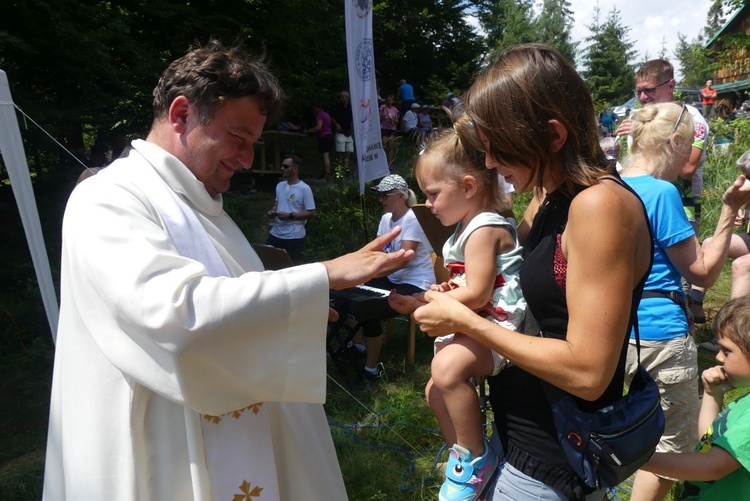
[152,39,283,124]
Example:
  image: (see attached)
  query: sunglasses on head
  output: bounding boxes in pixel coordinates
[670,103,687,136]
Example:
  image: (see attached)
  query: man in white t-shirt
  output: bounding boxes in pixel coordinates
[266,155,316,264]
[617,59,709,233]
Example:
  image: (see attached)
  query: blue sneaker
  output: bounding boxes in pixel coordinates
[439,441,498,501]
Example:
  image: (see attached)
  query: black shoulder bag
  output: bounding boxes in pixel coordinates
[541,325,664,490]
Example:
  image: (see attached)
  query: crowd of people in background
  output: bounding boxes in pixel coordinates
[253,78,457,177]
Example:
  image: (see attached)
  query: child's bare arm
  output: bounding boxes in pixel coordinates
[642,447,741,482]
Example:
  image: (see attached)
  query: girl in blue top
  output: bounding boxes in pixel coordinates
[620,102,750,500]
[389,127,525,501]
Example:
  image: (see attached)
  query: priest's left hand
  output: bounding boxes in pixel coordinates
[323,226,414,290]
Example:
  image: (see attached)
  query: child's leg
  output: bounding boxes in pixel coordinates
[425,377,456,447]
[429,333,494,458]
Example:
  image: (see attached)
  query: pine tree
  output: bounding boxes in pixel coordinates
[582,6,637,106]
[704,0,729,39]
[473,0,537,61]
[535,0,578,66]
[674,33,715,88]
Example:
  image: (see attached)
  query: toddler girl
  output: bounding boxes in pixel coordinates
[389,126,525,501]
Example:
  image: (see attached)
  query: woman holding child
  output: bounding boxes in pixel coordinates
[413,44,653,500]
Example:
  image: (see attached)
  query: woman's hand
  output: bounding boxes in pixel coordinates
[722,175,750,209]
[412,290,477,337]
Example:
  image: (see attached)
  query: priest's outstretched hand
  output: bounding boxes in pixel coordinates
[323,226,414,290]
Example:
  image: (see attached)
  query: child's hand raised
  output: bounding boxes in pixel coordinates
[388,290,425,315]
[702,365,734,397]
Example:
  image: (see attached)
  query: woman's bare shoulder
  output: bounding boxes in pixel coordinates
[570,177,642,222]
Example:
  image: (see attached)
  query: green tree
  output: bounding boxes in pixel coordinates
[373,0,483,104]
[705,0,730,39]
[674,33,716,88]
[535,0,578,66]
[0,0,258,174]
[0,0,486,179]
[582,6,636,106]
[472,0,537,61]
[249,0,348,123]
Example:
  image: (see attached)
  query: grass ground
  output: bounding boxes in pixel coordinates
[1,124,749,500]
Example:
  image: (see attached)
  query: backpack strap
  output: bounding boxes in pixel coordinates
[641,289,689,320]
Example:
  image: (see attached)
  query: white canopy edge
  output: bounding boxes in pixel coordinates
[0,69,59,343]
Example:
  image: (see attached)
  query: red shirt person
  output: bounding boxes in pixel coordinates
[701,79,717,119]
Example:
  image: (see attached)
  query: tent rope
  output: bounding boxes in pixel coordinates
[11,103,92,172]
[326,373,426,456]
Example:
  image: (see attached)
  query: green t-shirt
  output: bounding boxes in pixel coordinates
[682,393,750,500]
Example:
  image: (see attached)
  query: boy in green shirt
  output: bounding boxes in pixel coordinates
[643,296,750,499]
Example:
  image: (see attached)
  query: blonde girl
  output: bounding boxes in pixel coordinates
[389,128,525,501]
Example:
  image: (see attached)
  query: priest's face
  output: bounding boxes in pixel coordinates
[182,96,266,197]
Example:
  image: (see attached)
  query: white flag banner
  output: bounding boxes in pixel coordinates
[344,0,389,193]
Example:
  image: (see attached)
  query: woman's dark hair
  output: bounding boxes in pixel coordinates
[457,44,608,192]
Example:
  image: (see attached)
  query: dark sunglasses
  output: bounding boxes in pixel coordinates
[634,79,671,97]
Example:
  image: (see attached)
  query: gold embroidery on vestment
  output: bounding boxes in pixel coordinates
[232,479,263,500]
[202,402,265,424]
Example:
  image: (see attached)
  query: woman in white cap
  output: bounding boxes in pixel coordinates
[354,174,435,379]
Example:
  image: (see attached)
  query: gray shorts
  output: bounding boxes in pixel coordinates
[625,335,700,454]
[334,133,354,153]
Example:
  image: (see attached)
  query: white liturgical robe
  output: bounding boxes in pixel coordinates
[43,140,347,500]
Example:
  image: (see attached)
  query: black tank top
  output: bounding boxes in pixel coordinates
[488,179,650,499]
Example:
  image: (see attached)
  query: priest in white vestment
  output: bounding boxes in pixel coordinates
[42,41,413,501]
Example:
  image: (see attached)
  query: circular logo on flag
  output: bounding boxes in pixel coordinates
[355,39,374,82]
[353,0,371,18]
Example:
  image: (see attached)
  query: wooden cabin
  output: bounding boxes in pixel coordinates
[706,4,750,116]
